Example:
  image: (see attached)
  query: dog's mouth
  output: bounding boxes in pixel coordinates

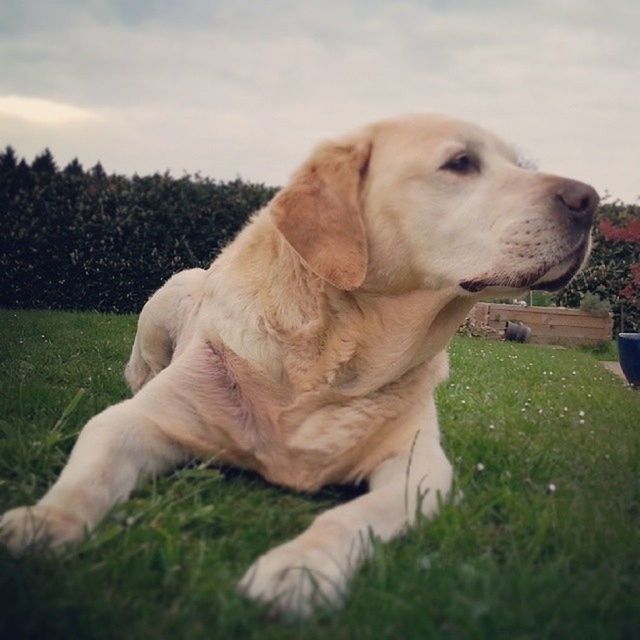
[531,241,589,291]
[460,239,589,294]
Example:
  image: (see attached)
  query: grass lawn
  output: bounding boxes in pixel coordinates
[0,308,639,640]
[577,340,619,362]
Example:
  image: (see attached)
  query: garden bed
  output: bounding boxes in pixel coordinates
[470,303,613,346]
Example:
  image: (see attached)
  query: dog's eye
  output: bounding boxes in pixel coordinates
[440,154,478,174]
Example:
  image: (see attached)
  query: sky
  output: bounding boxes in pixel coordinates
[1,0,639,202]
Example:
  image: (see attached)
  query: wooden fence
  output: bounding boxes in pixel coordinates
[469,303,613,346]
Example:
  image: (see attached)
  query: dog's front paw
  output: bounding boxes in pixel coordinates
[238,536,351,619]
[0,505,86,555]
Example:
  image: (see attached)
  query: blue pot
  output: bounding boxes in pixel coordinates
[618,333,640,387]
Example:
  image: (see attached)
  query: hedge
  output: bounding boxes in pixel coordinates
[0,148,277,313]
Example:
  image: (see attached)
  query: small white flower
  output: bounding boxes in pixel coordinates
[579,410,585,417]
[563,406,568,412]
[572,370,577,375]
[476,463,485,472]
[488,424,495,430]
[547,483,557,494]
[579,419,585,424]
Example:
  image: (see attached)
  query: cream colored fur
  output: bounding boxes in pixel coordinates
[0,114,596,618]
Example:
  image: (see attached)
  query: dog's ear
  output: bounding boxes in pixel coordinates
[270,134,372,290]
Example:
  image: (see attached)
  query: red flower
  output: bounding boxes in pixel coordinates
[599,218,640,242]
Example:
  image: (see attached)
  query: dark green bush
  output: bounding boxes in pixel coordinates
[0,148,277,313]
[555,201,639,333]
[579,292,611,317]
[530,291,556,307]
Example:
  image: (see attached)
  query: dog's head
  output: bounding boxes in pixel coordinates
[270,114,598,296]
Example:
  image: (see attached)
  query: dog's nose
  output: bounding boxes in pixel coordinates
[554,180,599,230]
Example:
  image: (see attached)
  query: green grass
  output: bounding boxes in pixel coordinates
[1,309,639,640]
[577,339,619,361]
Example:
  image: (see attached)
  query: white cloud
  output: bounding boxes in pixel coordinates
[0,1,638,200]
[0,95,100,125]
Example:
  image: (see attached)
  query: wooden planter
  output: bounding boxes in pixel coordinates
[469,303,613,346]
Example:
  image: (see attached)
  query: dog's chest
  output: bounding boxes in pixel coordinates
[191,340,434,491]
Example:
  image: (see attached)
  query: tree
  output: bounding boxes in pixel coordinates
[13,159,34,189]
[31,148,57,174]
[64,158,85,176]
[90,162,107,180]
[0,145,18,171]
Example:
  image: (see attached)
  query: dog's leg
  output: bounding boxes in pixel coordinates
[125,317,173,393]
[0,354,210,554]
[238,414,452,618]
[125,268,206,393]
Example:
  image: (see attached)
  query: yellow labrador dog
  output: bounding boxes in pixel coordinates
[0,114,597,617]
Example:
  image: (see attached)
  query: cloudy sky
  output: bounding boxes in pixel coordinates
[1,0,639,201]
